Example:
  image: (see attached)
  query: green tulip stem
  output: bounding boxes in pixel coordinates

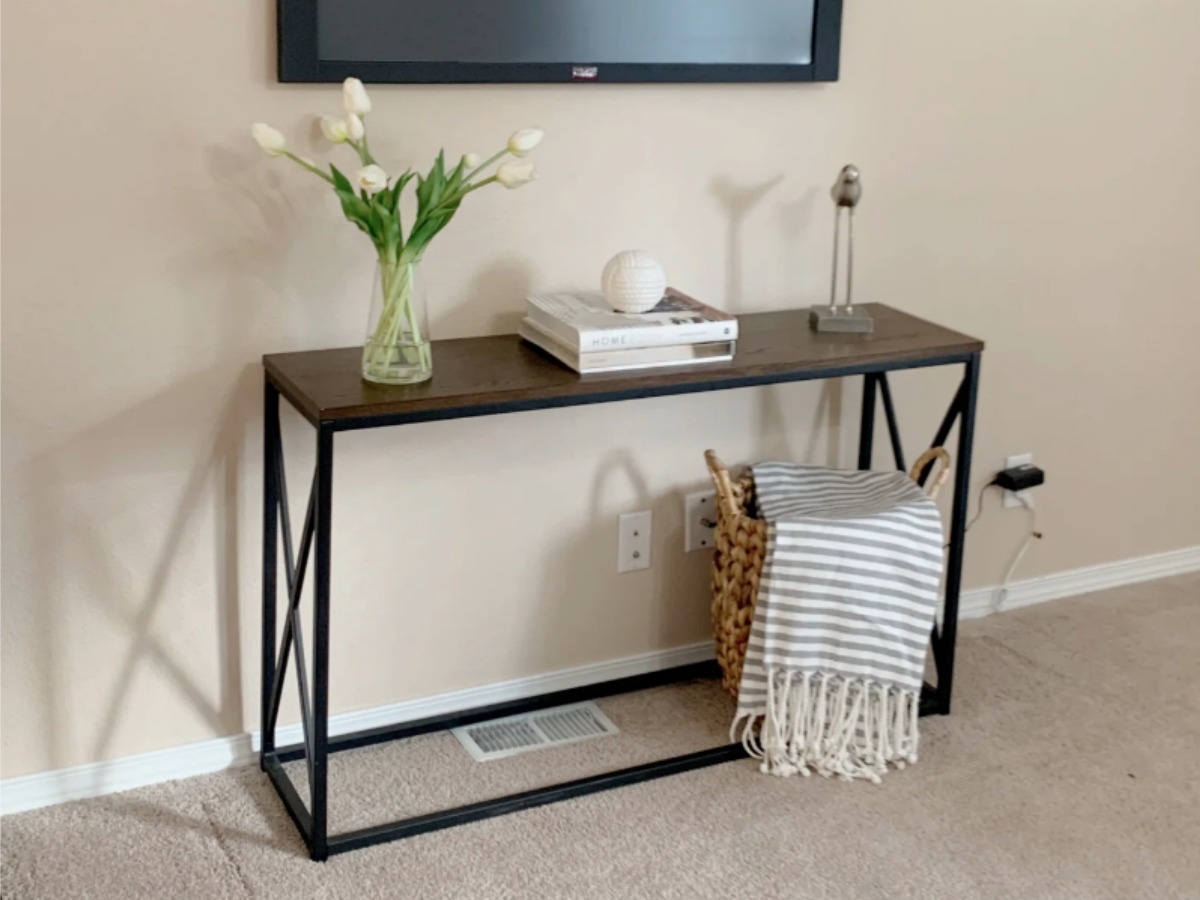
[363,253,431,379]
[349,134,376,168]
[464,149,508,183]
[283,151,334,184]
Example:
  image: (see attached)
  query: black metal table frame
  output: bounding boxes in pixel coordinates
[261,351,981,860]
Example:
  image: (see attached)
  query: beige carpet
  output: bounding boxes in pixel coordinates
[3,572,1198,899]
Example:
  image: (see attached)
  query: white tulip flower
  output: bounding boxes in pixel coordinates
[343,77,372,117]
[507,128,543,157]
[320,116,350,144]
[252,123,287,156]
[463,152,481,168]
[347,113,365,141]
[357,164,389,194]
[496,160,536,189]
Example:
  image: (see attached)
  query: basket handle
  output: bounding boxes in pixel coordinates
[910,447,952,500]
[704,450,742,520]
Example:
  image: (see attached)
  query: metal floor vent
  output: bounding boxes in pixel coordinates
[451,701,619,762]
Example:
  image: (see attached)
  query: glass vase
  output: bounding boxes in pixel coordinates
[361,257,433,385]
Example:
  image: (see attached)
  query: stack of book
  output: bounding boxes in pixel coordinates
[520,288,738,374]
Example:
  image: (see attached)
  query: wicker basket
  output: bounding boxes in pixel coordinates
[704,447,952,701]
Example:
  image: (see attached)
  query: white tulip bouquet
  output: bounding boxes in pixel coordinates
[253,78,542,384]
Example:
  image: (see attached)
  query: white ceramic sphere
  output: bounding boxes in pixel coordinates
[601,250,667,314]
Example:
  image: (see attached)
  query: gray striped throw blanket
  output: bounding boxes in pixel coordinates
[733,462,944,782]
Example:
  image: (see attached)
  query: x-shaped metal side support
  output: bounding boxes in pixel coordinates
[260,384,334,858]
[858,356,982,715]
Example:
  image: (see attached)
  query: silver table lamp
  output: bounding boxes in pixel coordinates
[810,164,874,333]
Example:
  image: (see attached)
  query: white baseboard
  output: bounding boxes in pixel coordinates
[0,641,715,816]
[4,545,1197,816]
[0,734,256,817]
[259,640,716,751]
[955,545,1200,620]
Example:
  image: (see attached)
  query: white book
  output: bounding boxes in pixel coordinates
[519,318,734,374]
[526,287,738,352]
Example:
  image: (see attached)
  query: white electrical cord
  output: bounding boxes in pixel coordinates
[991,492,1043,613]
[944,482,997,550]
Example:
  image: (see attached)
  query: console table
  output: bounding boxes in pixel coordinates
[261,303,983,860]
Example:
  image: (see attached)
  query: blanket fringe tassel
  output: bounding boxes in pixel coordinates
[732,671,921,783]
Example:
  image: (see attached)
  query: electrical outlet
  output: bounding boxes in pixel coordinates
[618,511,652,573]
[1003,453,1033,508]
[684,490,718,553]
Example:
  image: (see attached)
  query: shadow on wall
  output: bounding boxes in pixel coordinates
[757,379,845,470]
[17,365,256,780]
[431,257,536,341]
[193,144,361,351]
[517,449,706,678]
[4,132,340,777]
[4,135,858,777]
[710,173,784,313]
[710,171,839,471]
[711,172,820,315]
[516,385,846,680]
[508,173,847,676]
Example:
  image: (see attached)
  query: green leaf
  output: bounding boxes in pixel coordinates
[366,205,389,256]
[334,187,377,240]
[365,195,402,254]
[384,208,402,248]
[335,188,371,223]
[339,205,373,238]
[445,156,467,195]
[330,164,354,195]
[415,173,432,217]
[420,152,446,211]
[390,174,413,247]
[390,171,414,215]
[407,196,461,250]
[374,184,392,213]
[432,152,446,205]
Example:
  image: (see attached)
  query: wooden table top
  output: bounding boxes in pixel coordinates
[263,303,983,429]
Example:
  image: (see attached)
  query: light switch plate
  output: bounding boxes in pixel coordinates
[618,511,652,573]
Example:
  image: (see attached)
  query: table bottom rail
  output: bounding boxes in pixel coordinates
[262,664,943,860]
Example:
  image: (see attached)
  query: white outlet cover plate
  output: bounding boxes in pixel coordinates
[684,490,717,553]
[618,510,652,573]
[1004,453,1033,508]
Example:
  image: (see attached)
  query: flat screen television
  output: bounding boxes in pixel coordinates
[278,0,843,84]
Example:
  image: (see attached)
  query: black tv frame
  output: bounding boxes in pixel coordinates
[278,0,843,84]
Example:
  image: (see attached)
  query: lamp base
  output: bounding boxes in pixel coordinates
[809,305,875,333]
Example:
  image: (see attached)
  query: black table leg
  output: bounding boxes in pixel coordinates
[261,381,280,768]
[310,424,335,861]
[858,373,878,470]
[936,353,981,714]
[873,363,980,716]
[877,373,907,473]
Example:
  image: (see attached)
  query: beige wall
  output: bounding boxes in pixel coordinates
[3,0,1199,778]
